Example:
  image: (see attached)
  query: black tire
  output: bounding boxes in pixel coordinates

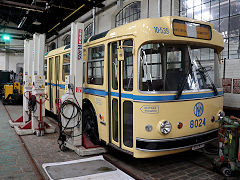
[82,107,100,145]
[221,167,232,177]
[59,144,68,152]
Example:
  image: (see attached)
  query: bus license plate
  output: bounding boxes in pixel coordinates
[192,144,205,150]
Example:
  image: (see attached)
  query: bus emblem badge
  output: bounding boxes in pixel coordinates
[194,102,204,117]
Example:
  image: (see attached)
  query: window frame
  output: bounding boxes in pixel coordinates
[137,43,221,94]
[63,35,70,46]
[49,42,56,51]
[122,39,134,92]
[179,0,240,59]
[44,58,48,79]
[62,53,70,82]
[87,45,105,85]
[115,1,141,27]
[84,23,93,41]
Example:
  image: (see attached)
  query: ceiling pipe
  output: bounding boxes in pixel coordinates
[0,0,44,12]
[51,4,75,11]
[46,1,116,43]
[0,25,21,30]
[17,0,42,29]
[0,32,27,36]
[63,4,85,22]
[48,4,85,33]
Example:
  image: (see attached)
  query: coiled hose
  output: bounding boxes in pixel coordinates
[57,93,82,151]
[28,95,37,113]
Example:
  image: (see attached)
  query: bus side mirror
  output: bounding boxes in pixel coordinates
[117,48,124,61]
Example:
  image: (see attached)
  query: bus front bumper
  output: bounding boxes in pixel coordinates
[136,129,218,152]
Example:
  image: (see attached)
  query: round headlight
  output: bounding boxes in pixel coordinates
[218,111,225,119]
[160,121,172,134]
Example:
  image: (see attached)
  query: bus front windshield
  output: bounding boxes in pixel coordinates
[138,43,221,94]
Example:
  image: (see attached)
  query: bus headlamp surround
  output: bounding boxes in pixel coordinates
[218,111,225,119]
[159,120,172,135]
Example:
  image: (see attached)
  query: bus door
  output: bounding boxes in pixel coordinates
[44,59,48,108]
[55,56,60,108]
[109,40,134,152]
[49,57,54,111]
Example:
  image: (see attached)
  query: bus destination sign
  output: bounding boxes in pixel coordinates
[173,19,212,40]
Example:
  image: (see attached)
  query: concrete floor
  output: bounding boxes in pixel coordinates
[1,103,240,180]
[0,101,40,180]
[3,104,81,180]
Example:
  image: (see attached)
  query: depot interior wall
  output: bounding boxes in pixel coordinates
[0,22,25,72]
[0,52,24,73]
[8,53,24,72]
[221,59,240,108]
[46,0,180,49]
[0,54,5,70]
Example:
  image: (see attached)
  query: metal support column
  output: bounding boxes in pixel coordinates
[9,39,33,127]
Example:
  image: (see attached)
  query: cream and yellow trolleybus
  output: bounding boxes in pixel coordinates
[44,16,224,158]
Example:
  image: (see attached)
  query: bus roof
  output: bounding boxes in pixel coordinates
[85,16,224,52]
[46,16,224,57]
[45,44,70,58]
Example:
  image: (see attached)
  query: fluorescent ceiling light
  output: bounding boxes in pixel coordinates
[18,16,27,28]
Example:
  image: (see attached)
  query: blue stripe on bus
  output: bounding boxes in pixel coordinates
[83,88,108,96]
[45,82,223,101]
[110,91,223,101]
[58,84,65,89]
[133,91,223,101]
[111,92,135,99]
[111,92,119,97]
[46,82,65,89]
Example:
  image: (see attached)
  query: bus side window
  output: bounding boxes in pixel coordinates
[123,39,133,91]
[112,42,118,90]
[83,61,85,83]
[62,53,70,82]
[87,45,104,85]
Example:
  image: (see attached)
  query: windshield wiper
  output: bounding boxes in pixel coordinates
[196,59,218,96]
[175,73,189,100]
[141,49,153,91]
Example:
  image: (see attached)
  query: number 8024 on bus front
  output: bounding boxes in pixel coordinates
[190,118,206,128]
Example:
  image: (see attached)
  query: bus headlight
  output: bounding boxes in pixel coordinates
[218,111,225,119]
[160,121,172,135]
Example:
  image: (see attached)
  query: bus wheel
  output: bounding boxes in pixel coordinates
[82,107,100,145]
[221,167,232,177]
